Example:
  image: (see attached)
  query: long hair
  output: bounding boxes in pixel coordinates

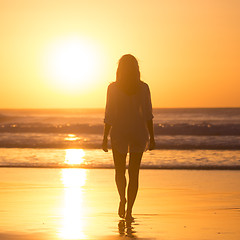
[116,54,141,95]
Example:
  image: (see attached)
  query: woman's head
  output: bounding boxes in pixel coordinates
[116,54,141,94]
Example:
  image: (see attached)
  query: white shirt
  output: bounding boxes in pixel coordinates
[104,81,153,153]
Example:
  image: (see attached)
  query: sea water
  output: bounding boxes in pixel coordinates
[0,108,239,169]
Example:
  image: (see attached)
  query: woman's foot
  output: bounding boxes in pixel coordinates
[118,199,126,218]
[125,212,134,222]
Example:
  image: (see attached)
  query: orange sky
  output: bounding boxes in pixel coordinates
[0,0,239,108]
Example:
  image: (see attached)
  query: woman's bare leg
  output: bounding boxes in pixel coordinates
[112,148,127,218]
[126,152,143,221]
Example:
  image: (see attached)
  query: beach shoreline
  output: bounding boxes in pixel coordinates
[0,168,240,239]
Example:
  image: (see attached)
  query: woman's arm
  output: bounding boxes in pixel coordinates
[147,119,155,150]
[102,84,114,152]
[102,123,112,152]
[145,84,155,150]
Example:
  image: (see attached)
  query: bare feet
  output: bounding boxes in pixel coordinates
[125,212,134,222]
[118,199,126,218]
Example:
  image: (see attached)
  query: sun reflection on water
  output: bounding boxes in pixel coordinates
[59,168,87,239]
[64,134,80,141]
[64,149,85,165]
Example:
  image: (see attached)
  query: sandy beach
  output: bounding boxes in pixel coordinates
[0,168,239,239]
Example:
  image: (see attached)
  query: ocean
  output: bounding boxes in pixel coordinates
[0,108,239,169]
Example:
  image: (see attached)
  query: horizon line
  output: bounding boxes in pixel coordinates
[0,106,240,110]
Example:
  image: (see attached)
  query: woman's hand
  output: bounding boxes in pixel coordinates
[102,123,111,152]
[102,138,108,152]
[149,138,155,151]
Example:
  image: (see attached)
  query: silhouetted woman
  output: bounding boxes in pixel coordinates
[102,54,155,221]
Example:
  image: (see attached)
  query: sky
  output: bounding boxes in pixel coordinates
[0,0,239,108]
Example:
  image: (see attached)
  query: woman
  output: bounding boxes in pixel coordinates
[102,54,155,221]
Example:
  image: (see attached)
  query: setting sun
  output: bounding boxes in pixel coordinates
[44,37,102,92]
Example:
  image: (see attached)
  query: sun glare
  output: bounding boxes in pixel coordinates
[45,36,103,92]
[65,149,85,165]
[59,169,87,239]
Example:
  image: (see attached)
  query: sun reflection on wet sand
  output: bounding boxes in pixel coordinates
[58,169,87,239]
[64,149,85,165]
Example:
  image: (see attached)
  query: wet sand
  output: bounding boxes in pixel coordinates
[0,168,240,239]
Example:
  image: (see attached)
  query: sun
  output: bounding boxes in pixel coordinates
[45,36,102,91]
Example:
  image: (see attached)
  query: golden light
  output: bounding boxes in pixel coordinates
[65,149,85,165]
[59,169,87,239]
[64,134,80,141]
[45,36,103,92]
[61,168,87,188]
